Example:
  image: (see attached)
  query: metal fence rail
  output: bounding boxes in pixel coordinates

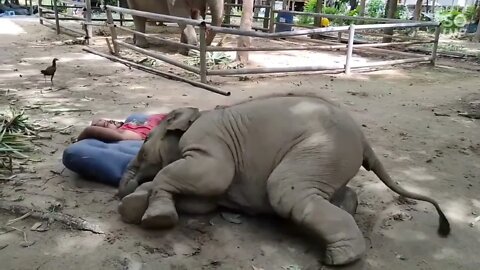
[38,0,133,41]
[38,0,92,41]
[101,5,440,93]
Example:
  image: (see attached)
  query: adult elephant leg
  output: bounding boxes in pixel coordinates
[179,23,198,45]
[132,15,149,48]
[141,152,234,228]
[267,147,365,266]
[177,23,197,55]
[206,0,224,45]
[168,1,198,55]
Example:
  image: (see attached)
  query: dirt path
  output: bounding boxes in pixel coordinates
[1,17,479,270]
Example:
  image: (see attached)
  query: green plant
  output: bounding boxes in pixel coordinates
[343,7,360,25]
[323,6,340,15]
[366,0,385,18]
[464,5,479,22]
[300,0,339,25]
[304,0,317,13]
[0,108,36,173]
[395,5,409,20]
[298,15,314,25]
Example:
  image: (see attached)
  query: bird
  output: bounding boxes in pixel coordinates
[41,58,59,87]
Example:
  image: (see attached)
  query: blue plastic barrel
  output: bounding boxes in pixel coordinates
[465,23,478,34]
[275,11,294,33]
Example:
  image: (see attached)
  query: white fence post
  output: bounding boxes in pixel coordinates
[345,24,355,74]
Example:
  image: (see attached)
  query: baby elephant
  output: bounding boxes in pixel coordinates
[116,92,450,266]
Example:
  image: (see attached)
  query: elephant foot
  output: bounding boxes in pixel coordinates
[118,189,150,224]
[136,41,150,48]
[178,48,190,56]
[116,179,139,199]
[133,36,149,48]
[141,199,179,229]
[324,235,365,266]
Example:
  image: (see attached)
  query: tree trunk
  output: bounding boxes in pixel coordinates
[359,0,366,16]
[314,0,324,26]
[432,0,436,19]
[237,0,254,63]
[383,0,398,42]
[413,0,423,21]
[474,22,480,42]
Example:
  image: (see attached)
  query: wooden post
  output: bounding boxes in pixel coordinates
[199,24,208,83]
[430,24,441,65]
[224,0,232,25]
[29,0,33,16]
[85,0,93,42]
[53,0,60,34]
[432,0,436,19]
[345,24,355,74]
[314,0,324,27]
[39,0,43,25]
[383,0,398,43]
[106,8,120,55]
[263,0,271,30]
[268,0,275,33]
[117,0,125,26]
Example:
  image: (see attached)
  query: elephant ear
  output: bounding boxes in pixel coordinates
[165,107,201,132]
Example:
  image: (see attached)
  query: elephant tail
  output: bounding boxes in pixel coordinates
[362,142,451,237]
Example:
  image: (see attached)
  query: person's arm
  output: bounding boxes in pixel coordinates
[77,126,142,142]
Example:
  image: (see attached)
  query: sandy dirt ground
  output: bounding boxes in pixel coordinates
[1,17,480,270]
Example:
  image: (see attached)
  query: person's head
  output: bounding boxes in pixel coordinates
[91,118,124,129]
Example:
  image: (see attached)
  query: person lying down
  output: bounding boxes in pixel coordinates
[77,113,167,142]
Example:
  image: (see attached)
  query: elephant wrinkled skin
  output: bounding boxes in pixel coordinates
[126,0,223,54]
[116,93,451,266]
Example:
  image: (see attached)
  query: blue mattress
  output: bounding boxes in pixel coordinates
[62,113,148,186]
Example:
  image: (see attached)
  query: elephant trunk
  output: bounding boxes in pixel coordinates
[116,160,140,199]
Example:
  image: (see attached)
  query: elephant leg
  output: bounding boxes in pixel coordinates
[118,182,154,224]
[168,2,198,55]
[267,150,365,266]
[330,186,358,216]
[205,0,223,45]
[132,15,148,48]
[176,24,198,55]
[141,153,234,229]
